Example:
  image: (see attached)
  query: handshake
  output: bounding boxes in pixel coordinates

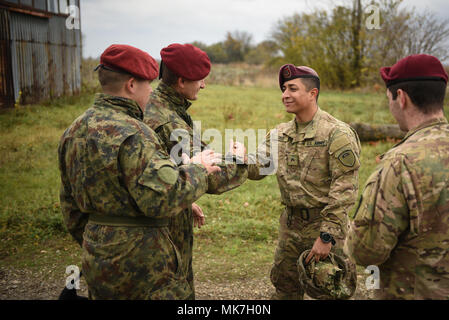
[181,140,246,175]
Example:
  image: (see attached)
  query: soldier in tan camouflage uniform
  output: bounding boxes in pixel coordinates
[344,54,449,299]
[58,45,222,299]
[246,64,360,299]
[144,43,248,298]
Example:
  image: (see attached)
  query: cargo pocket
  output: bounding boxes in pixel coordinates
[270,258,284,287]
[161,228,183,276]
[148,277,192,300]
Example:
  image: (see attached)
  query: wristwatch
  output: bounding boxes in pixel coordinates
[320,232,336,245]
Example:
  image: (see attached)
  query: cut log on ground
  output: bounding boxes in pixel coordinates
[349,122,405,142]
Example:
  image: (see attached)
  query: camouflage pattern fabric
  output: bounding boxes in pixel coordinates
[297,250,356,300]
[58,93,210,299]
[144,82,248,297]
[248,107,360,299]
[344,117,449,300]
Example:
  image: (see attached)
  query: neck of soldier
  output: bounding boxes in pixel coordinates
[403,105,444,132]
[295,102,318,123]
[103,88,145,112]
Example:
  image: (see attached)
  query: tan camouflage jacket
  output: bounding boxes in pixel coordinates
[345,117,449,300]
[248,107,361,239]
[58,93,209,246]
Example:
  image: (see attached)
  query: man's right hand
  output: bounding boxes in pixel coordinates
[184,150,222,174]
[229,140,247,161]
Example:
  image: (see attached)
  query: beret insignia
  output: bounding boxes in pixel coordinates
[283,66,292,79]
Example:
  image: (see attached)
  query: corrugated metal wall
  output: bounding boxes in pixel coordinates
[0,7,81,108]
[0,9,14,108]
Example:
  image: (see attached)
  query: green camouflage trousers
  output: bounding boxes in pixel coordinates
[270,208,355,300]
[168,207,195,297]
[82,223,193,300]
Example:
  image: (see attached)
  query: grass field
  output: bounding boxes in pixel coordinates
[0,83,399,298]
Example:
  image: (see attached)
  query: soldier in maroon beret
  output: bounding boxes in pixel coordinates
[58,44,222,299]
[93,44,159,111]
[144,44,248,298]
[244,63,361,299]
[345,54,449,299]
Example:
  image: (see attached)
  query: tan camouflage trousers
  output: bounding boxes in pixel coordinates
[270,208,353,300]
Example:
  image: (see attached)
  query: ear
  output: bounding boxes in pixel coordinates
[124,77,136,94]
[177,77,185,89]
[397,89,408,111]
[309,88,319,100]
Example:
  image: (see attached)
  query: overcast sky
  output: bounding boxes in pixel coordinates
[80,0,449,60]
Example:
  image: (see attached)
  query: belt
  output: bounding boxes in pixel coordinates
[286,206,323,225]
[88,213,169,227]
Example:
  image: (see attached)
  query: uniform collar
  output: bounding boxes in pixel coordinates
[379,117,448,160]
[94,93,143,120]
[393,117,448,148]
[284,107,322,142]
[155,82,192,112]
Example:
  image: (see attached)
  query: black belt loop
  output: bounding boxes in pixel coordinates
[300,208,310,221]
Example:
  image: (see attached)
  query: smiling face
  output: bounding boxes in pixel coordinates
[179,78,206,100]
[281,78,317,115]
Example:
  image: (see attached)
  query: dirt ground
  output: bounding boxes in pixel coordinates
[0,265,375,300]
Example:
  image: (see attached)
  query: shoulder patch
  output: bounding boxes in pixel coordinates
[157,166,179,185]
[329,134,351,154]
[338,150,356,167]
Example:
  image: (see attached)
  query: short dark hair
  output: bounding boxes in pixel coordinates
[388,80,446,114]
[300,77,320,102]
[98,67,133,92]
[160,61,181,86]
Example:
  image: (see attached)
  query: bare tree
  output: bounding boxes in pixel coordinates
[404,10,449,61]
[223,31,254,62]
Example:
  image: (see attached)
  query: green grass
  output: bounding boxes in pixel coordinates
[0,84,396,280]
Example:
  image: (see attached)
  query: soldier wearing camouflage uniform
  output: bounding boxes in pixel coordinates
[144,43,248,298]
[344,54,449,299]
[58,45,221,299]
[247,65,360,300]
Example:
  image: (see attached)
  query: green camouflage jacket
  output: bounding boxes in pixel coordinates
[248,107,361,239]
[144,82,248,193]
[344,117,449,300]
[58,93,209,299]
[144,82,248,292]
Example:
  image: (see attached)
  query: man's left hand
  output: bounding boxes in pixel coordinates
[192,202,205,228]
[305,236,332,264]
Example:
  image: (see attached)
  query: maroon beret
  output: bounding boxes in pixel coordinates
[160,43,211,81]
[279,64,320,89]
[97,44,159,81]
[380,54,448,87]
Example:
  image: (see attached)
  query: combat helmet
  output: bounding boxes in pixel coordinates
[297,250,356,300]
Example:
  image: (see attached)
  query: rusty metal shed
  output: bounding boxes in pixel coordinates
[0,0,81,108]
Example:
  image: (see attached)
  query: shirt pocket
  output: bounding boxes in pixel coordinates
[302,147,331,187]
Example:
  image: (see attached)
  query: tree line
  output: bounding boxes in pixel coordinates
[192,0,449,89]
